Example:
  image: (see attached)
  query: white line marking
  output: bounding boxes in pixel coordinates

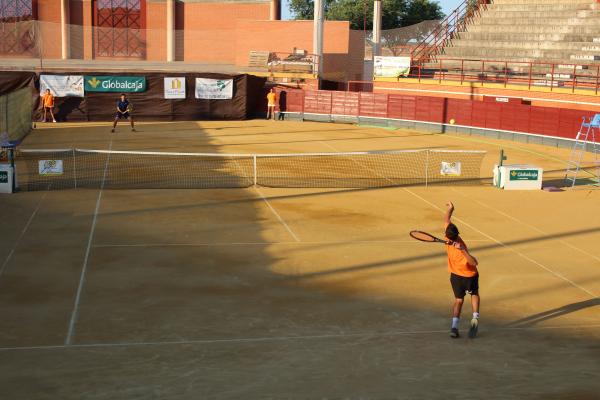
[450,188,600,263]
[0,192,47,279]
[402,188,598,298]
[254,187,300,242]
[91,239,493,248]
[2,323,600,352]
[65,136,114,345]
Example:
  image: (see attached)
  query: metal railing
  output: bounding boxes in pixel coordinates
[412,58,600,94]
[351,58,600,94]
[410,0,490,65]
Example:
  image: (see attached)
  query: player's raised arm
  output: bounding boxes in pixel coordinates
[444,201,454,228]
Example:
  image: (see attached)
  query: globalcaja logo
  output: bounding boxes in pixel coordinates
[87,76,101,89]
[510,170,539,181]
[84,76,146,93]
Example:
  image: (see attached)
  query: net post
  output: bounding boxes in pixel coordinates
[425,150,429,187]
[72,149,77,189]
[253,155,257,186]
[8,147,16,193]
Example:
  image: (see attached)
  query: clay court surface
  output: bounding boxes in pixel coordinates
[1,120,599,399]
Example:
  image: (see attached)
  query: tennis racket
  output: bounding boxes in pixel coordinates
[409,230,451,245]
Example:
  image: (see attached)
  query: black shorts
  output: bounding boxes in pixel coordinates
[450,273,479,299]
[115,112,130,119]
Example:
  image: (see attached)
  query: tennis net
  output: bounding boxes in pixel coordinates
[11,148,486,191]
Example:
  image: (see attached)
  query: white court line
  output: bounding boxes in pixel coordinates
[0,192,47,279]
[402,188,598,298]
[319,140,597,298]
[450,188,600,264]
[91,239,493,248]
[65,136,114,346]
[1,323,600,352]
[254,187,301,242]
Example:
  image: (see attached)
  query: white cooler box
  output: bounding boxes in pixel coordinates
[0,164,14,193]
[493,164,543,190]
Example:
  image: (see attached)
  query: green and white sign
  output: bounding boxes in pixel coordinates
[195,78,233,100]
[374,56,411,78]
[509,169,539,181]
[84,76,146,92]
[0,170,8,184]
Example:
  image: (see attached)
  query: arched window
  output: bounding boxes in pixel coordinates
[0,0,37,55]
[94,0,146,58]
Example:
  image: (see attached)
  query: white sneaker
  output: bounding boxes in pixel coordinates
[52,120,57,123]
[468,318,478,339]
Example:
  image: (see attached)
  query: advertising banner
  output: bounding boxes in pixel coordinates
[38,160,63,176]
[373,56,411,78]
[440,162,462,177]
[40,75,84,97]
[195,78,233,100]
[85,76,146,92]
[509,169,539,181]
[164,77,186,99]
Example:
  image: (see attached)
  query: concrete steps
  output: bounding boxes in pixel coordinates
[432,0,600,68]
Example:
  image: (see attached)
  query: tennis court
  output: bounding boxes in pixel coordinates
[1,120,599,399]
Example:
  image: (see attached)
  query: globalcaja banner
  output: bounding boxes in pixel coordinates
[164,77,186,99]
[40,75,84,97]
[373,56,411,78]
[195,78,233,100]
[509,169,539,181]
[84,76,146,93]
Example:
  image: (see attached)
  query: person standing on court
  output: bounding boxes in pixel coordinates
[112,94,136,133]
[266,88,276,120]
[41,89,57,123]
[444,201,480,339]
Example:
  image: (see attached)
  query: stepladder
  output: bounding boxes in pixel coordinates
[565,114,600,187]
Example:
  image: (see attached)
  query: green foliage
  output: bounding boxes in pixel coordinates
[288,0,444,30]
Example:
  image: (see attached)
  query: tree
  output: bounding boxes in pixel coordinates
[289,0,444,30]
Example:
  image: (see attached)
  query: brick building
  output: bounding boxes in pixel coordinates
[0,0,364,82]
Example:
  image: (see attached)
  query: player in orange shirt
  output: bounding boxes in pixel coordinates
[41,89,57,123]
[444,201,480,339]
[266,88,276,120]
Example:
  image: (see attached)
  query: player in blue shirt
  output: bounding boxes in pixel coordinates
[111,94,136,133]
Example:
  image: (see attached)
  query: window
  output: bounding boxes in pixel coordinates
[0,0,36,55]
[94,0,146,58]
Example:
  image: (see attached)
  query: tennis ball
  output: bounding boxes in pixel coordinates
[449,119,456,125]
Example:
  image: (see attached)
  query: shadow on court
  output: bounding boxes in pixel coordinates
[507,298,600,327]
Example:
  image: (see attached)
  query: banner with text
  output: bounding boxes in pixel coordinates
[40,75,84,97]
[84,76,146,93]
[374,56,411,78]
[195,78,233,100]
[164,77,186,99]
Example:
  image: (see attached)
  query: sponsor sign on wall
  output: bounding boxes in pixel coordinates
[373,56,411,78]
[0,170,8,183]
[164,77,186,99]
[38,160,63,176]
[84,76,146,92]
[195,78,233,100]
[440,162,462,176]
[40,75,84,97]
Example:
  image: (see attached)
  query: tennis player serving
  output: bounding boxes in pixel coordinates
[111,94,135,133]
[444,201,480,339]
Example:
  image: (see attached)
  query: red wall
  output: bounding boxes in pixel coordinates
[277,89,595,140]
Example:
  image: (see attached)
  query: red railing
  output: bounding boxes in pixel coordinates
[410,0,490,65]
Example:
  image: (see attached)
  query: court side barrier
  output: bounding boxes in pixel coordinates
[273,88,599,152]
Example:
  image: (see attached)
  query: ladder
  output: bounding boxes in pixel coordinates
[565,114,600,187]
